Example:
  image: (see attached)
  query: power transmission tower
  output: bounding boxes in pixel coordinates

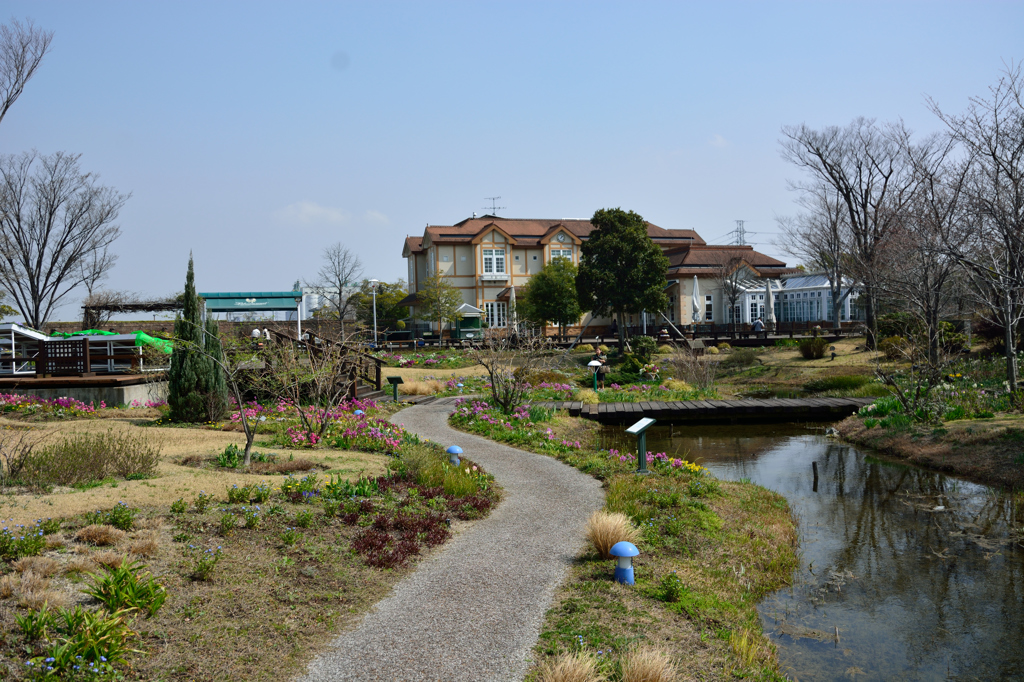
[724,219,760,246]
[483,196,505,214]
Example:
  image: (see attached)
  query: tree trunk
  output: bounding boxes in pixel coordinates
[863,286,878,349]
[1006,291,1018,393]
[616,311,627,351]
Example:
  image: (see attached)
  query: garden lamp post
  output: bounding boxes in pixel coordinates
[368,279,379,348]
[626,417,656,475]
[446,445,462,466]
[609,541,639,585]
[588,359,602,390]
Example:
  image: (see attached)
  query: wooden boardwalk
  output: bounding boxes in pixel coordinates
[531,397,874,424]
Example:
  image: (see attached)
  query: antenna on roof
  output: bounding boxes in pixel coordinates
[483,196,505,215]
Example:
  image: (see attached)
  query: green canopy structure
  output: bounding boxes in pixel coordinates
[50,329,173,354]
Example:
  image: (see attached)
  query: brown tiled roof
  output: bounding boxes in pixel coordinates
[420,217,705,247]
[665,244,787,269]
[403,236,424,255]
[495,286,526,301]
[396,292,419,307]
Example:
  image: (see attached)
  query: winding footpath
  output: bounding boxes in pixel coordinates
[299,399,604,682]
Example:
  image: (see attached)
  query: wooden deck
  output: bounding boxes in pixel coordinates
[0,373,163,389]
[531,397,874,424]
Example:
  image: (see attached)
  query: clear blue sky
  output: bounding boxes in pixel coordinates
[2,1,1021,321]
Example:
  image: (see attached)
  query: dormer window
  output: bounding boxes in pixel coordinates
[551,248,572,260]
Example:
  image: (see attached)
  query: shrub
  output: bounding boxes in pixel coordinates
[586,510,640,560]
[577,389,599,405]
[879,336,908,361]
[621,647,678,682]
[722,348,757,366]
[74,524,126,547]
[85,501,137,531]
[574,343,593,353]
[661,378,690,391]
[219,512,236,535]
[597,344,610,353]
[537,652,605,682]
[193,491,214,513]
[716,342,731,350]
[620,353,643,375]
[657,344,674,355]
[170,498,187,514]
[705,346,720,355]
[774,339,799,348]
[0,524,47,559]
[632,336,658,363]
[803,375,869,392]
[185,545,222,581]
[24,430,161,487]
[798,337,829,360]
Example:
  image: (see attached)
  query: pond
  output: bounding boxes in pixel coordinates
[599,423,1024,681]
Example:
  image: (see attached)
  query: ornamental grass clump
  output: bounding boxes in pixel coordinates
[585,510,640,560]
[536,651,605,682]
[620,647,677,682]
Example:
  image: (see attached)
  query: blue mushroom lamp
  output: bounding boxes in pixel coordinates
[353,409,365,416]
[609,541,639,585]
[457,383,464,394]
[446,445,463,466]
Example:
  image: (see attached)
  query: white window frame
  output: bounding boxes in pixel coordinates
[482,249,506,274]
[484,302,507,328]
[550,248,572,261]
[704,294,713,322]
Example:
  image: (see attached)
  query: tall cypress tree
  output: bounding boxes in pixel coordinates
[168,255,211,422]
[203,316,228,420]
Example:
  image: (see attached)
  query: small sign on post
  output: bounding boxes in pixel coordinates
[386,375,404,401]
[625,417,656,475]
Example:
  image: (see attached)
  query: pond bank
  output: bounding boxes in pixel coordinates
[835,413,1024,490]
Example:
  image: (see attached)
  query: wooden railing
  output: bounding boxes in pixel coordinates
[265,328,383,398]
[0,339,143,377]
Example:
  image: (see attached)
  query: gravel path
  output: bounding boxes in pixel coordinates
[298,399,604,682]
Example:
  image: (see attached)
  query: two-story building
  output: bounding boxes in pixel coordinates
[400,214,812,335]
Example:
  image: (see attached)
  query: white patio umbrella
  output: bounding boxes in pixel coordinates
[765,279,777,327]
[691,275,701,324]
[508,286,517,329]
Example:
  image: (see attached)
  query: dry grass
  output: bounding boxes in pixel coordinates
[660,378,690,391]
[16,570,50,596]
[19,588,69,610]
[250,458,318,474]
[537,652,606,682]
[45,534,66,549]
[64,557,97,575]
[75,524,126,546]
[92,551,125,569]
[128,534,160,558]
[400,379,444,395]
[0,573,16,599]
[393,365,488,382]
[0,416,390,526]
[585,510,640,560]
[621,647,677,682]
[12,556,59,577]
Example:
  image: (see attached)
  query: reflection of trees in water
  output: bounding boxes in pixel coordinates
[787,442,1024,678]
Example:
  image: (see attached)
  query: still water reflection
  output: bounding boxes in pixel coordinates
[600,424,1024,681]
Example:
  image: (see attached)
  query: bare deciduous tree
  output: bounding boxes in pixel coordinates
[709,250,750,325]
[877,133,969,365]
[471,329,556,413]
[929,64,1024,392]
[781,118,919,346]
[777,185,853,327]
[306,243,363,335]
[0,18,52,127]
[0,151,127,330]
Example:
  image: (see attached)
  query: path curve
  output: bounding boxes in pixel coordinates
[299,399,604,682]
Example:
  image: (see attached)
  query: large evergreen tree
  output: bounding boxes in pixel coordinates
[576,208,669,348]
[519,257,582,341]
[168,255,213,422]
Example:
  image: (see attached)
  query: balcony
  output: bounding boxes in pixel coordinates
[480,272,509,281]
